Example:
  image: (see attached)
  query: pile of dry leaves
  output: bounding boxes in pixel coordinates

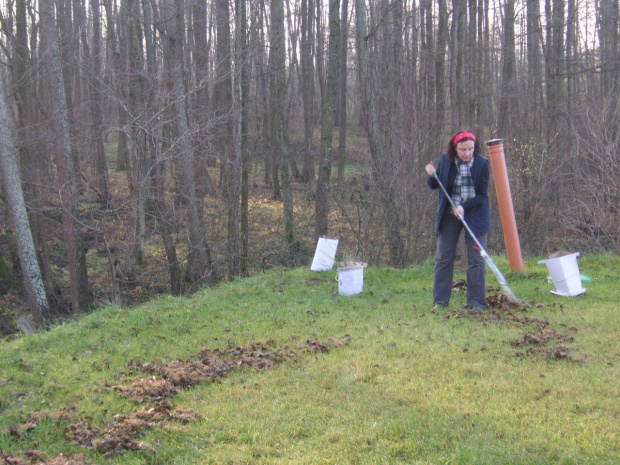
[3,337,349,464]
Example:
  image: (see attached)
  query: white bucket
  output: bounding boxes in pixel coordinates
[538,252,586,297]
[310,237,339,272]
[337,265,364,296]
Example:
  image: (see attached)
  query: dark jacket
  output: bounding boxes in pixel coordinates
[427,152,491,237]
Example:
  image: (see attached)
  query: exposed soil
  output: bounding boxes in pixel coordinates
[444,288,579,361]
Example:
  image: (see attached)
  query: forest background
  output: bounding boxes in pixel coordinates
[0,0,618,332]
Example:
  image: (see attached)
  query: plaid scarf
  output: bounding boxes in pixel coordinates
[452,158,475,207]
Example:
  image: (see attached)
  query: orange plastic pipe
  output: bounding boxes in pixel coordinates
[486,139,523,272]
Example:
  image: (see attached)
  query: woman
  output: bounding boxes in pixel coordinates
[425,131,491,312]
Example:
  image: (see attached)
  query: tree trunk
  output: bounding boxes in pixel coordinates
[315,0,341,238]
[420,0,435,158]
[214,0,238,279]
[381,0,406,267]
[466,0,478,127]
[526,0,544,133]
[472,0,485,135]
[300,0,316,190]
[235,0,250,277]
[151,143,182,296]
[0,72,50,319]
[598,0,620,99]
[451,0,465,128]
[355,0,405,267]
[40,0,91,313]
[336,0,349,188]
[497,0,516,136]
[545,0,566,212]
[56,0,81,176]
[315,0,326,118]
[161,0,217,287]
[270,0,297,264]
[123,0,148,274]
[133,0,180,295]
[90,0,111,207]
[11,0,55,297]
[192,0,215,200]
[434,0,447,140]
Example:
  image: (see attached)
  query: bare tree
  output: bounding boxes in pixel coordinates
[250,0,272,187]
[300,0,316,190]
[235,0,251,277]
[119,0,149,276]
[434,0,446,137]
[214,0,238,279]
[315,0,326,115]
[598,0,620,100]
[55,0,81,176]
[336,0,349,188]
[545,0,566,212]
[11,0,56,296]
[355,0,405,267]
[497,0,516,136]
[160,0,217,287]
[143,0,181,295]
[270,0,297,264]
[39,0,91,312]
[526,0,544,133]
[419,0,436,158]
[0,0,618,315]
[89,0,110,207]
[0,71,50,319]
[315,0,341,238]
[192,0,215,200]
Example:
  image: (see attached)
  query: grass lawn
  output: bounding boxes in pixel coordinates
[1,254,618,464]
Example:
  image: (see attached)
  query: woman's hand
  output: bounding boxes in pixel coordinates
[453,205,464,219]
[425,163,436,176]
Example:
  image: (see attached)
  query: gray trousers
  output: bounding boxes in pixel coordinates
[433,211,487,308]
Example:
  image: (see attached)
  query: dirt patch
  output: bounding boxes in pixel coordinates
[510,328,576,360]
[445,291,578,361]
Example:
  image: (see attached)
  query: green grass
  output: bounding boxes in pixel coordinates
[1,255,619,464]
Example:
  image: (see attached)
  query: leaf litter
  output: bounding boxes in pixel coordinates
[3,336,350,464]
[444,289,579,361]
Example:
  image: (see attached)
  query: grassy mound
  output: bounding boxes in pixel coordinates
[1,255,619,464]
